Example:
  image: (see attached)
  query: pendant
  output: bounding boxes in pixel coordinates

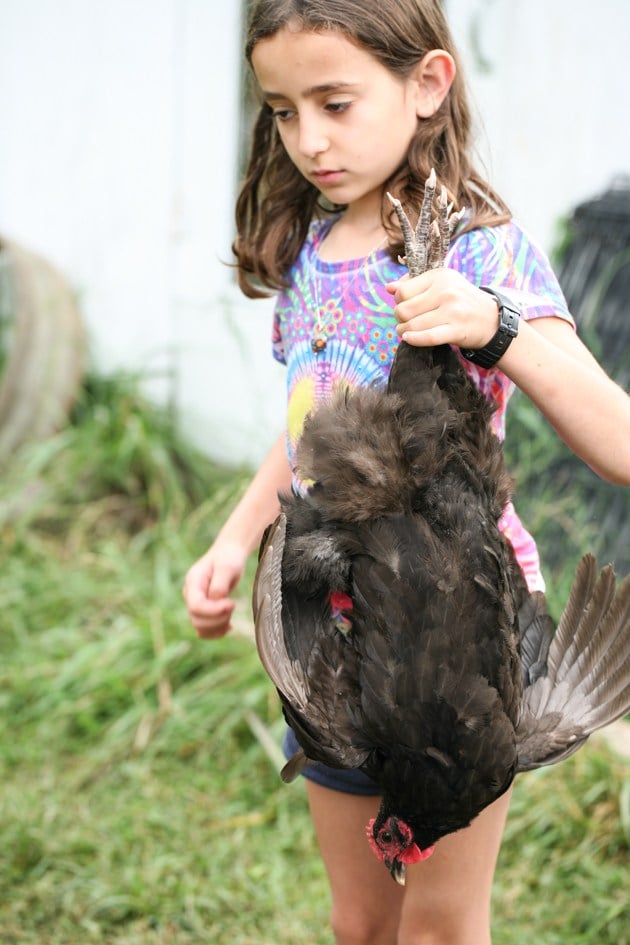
[311,335,327,354]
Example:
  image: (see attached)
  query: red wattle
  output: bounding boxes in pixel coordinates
[401,843,435,864]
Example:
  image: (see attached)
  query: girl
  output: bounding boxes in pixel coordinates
[184,2,630,942]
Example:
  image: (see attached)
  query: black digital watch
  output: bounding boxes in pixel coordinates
[460,287,520,369]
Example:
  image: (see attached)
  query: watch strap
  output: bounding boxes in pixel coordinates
[460,287,520,369]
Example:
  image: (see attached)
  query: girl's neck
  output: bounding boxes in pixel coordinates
[316,186,388,262]
[318,208,388,263]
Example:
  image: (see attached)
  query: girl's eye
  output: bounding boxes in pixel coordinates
[271,108,295,123]
[325,101,351,114]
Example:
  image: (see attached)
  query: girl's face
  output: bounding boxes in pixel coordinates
[251,26,425,222]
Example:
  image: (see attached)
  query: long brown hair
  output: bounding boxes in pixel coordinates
[235,0,510,298]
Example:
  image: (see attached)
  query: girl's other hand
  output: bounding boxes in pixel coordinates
[387,268,500,351]
[183,542,247,639]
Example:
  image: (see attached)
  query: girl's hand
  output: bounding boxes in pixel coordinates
[387,268,500,351]
[183,432,292,640]
[183,541,248,639]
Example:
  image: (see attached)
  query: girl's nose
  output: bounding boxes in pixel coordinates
[297,116,329,158]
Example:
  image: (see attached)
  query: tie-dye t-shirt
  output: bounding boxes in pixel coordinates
[272,217,574,591]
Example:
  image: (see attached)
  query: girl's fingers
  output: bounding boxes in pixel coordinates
[385,273,411,295]
[399,322,461,348]
[183,548,245,628]
[191,599,236,639]
[389,272,501,349]
[195,620,232,640]
[207,561,240,600]
[188,593,235,619]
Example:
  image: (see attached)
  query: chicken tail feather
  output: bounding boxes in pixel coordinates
[516,554,630,771]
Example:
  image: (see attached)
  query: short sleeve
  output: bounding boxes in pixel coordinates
[447,221,574,327]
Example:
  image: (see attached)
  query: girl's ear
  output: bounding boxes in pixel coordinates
[412,50,456,118]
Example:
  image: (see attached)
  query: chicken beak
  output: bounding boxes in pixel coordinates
[387,859,407,886]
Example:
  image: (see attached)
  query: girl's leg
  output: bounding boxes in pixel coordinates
[398,789,512,945]
[307,779,511,945]
[306,781,405,945]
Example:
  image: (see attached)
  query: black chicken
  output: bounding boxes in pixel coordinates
[252,171,630,883]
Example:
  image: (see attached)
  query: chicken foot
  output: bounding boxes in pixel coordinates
[387,169,465,276]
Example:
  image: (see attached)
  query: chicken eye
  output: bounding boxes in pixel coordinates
[380,831,393,844]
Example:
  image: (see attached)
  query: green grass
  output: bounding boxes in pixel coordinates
[0,373,627,944]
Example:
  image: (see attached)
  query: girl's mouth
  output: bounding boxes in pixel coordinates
[311,169,345,186]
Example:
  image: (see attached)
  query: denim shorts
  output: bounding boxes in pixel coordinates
[282,726,382,796]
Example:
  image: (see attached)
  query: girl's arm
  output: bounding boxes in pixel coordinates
[499,315,630,485]
[388,269,630,485]
[183,431,292,638]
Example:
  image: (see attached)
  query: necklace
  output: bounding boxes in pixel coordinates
[311,236,388,355]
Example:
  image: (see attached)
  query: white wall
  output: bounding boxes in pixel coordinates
[0,0,176,370]
[448,0,630,250]
[0,0,285,467]
[0,1,628,468]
